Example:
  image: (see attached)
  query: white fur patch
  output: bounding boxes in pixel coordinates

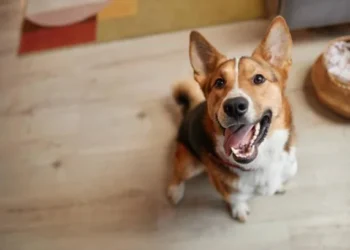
[216,129,298,200]
[168,183,185,205]
[234,57,241,89]
[231,201,250,222]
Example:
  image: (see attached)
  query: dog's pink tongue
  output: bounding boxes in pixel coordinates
[224,125,254,155]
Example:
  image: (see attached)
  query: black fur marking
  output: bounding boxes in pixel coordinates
[177,102,215,160]
[175,92,190,115]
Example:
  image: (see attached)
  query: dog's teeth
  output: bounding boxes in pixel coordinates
[232,144,256,159]
[231,147,239,155]
[254,123,260,136]
[249,139,255,146]
[255,122,260,131]
[248,123,260,146]
[250,136,257,146]
[236,150,244,158]
[247,145,254,156]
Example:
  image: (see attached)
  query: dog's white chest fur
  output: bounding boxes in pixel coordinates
[216,129,298,197]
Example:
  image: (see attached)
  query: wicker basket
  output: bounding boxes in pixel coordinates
[311,36,350,118]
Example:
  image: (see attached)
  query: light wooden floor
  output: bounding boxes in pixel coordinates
[1,2,350,250]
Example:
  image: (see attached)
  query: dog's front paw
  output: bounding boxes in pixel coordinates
[230,202,250,223]
[167,183,185,205]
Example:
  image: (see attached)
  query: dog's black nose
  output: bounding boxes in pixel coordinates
[223,97,249,118]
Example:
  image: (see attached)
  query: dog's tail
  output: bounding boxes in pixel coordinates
[172,79,205,115]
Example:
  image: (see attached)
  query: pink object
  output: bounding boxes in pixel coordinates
[224,125,254,156]
[26,0,111,27]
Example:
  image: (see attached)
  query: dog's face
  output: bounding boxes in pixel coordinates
[189,16,292,164]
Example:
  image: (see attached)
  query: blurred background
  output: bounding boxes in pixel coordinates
[19,0,350,53]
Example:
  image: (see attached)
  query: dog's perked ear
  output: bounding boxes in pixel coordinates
[189,31,226,88]
[252,16,292,74]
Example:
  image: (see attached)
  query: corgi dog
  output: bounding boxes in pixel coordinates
[167,16,297,222]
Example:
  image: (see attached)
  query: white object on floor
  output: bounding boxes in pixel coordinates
[324,41,350,84]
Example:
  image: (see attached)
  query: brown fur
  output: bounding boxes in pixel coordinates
[168,143,203,186]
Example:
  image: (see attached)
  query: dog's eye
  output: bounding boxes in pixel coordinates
[214,78,225,89]
[253,74,266,85]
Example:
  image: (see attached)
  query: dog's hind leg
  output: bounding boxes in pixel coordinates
[167,142,204,204]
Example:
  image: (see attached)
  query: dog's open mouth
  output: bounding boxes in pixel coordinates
[223,110,272,164]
